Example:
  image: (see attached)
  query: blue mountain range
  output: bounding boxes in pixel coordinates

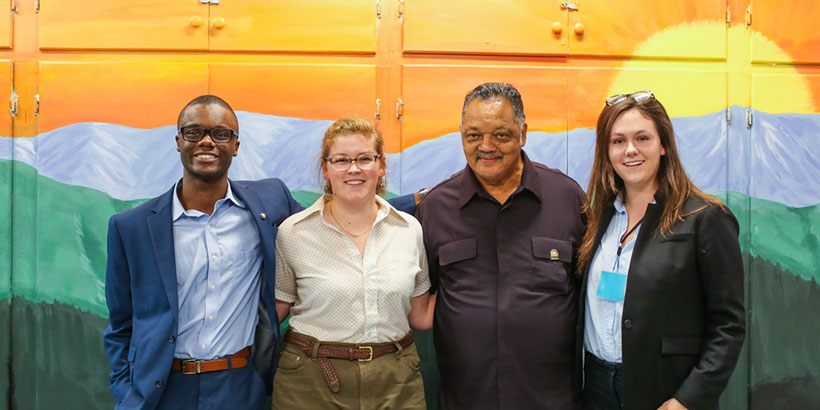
[1,108,818,207]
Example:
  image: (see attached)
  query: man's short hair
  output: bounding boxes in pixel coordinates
[177,95,238,129]
[461,83,526,131]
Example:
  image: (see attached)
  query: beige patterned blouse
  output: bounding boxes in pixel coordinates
[275,195,430,343]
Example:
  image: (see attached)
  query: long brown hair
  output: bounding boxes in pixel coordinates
[577,95,723,273]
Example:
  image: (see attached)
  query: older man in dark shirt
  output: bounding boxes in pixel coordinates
[416,83,585,410]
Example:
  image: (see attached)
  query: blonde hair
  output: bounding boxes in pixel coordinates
[321,116,386,195]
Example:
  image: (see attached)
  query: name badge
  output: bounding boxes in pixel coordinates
[596,270,627,302]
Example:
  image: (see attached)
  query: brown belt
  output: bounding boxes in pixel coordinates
[171,347,250,375]
[284,331,414,393]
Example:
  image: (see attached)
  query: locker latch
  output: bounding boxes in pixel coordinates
[561,2,578,11]
[9,90,17,117]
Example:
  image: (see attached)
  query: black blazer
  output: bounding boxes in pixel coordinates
[577,196,746,410]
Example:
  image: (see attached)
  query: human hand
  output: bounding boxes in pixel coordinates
[657,398,688,410]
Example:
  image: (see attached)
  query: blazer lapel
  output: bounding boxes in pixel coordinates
[231,181,276,288]
[629,200,662,269]
[231,181,275,248]
[147,187,179,320]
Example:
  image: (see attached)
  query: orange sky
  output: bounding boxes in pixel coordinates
[13,0,820,152]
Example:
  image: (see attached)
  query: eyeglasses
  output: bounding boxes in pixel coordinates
[605,90,654,106]
[178,126,238,143]
[324,154,382,171]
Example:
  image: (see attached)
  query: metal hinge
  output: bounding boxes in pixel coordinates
[33,93,39,117]
[745,7,752,28]
[34,0,39,13]
[9,89,17,117]
[725,6,731,27]
[398,0,404,20]
[376,0,382,18]
[395,98,404,120]
[560,1,578,11]
[375,98,381,120]
[210,0,220,5]
[745,108,752,129]
[726,106,731,124]
[11,0,17,14]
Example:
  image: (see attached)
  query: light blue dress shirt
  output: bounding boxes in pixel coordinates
[584,195,642,363]
[172,181,263,360]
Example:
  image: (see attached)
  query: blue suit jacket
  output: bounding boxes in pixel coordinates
[103,178,417,409]
[103,179,300,409]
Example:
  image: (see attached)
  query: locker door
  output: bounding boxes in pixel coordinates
[39,62,208,132]
[39,0,208,51]
[568,0,727,59]
[750,0,820,63]
[403,0,567,55]
[0,2,11,49]
[209,1,377,53]
[747,72,820,408]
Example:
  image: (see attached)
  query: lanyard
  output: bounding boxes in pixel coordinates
[613,218,642,271]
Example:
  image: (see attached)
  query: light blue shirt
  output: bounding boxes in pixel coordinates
[172,180,263,360]
[584,195,642,363]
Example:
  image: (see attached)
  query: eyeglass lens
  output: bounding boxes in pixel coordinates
[180,127,236,143]
[327,154,380,171]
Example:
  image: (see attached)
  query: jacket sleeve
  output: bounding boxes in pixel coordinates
[102,215,133,404]
[674,205,746,410]
[388,193,416,214]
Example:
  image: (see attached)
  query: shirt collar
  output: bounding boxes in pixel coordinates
[293,194,410,227]
[172,179,245,221]
[613,194,627,214]
[457,150,541,208]
[612,193,657,214]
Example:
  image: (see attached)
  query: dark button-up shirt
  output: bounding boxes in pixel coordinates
[416,152,585,410]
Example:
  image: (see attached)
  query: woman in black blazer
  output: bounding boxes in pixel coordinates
[578,91,745,410]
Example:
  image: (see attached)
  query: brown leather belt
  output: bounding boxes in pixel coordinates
[284,331,414,393]
[171,347,250,375]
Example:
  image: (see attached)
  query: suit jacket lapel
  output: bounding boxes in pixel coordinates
[147,187,179,320]
[630,200,662,270]
[231,181,276,289]
[231,180,275,250]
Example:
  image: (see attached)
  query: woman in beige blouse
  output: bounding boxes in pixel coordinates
[272,116,435,409]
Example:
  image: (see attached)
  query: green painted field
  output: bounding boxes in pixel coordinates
[1,159,818,409]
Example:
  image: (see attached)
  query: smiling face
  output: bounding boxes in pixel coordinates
[608,108,666,194]
[175,103,239,183]
[460,98,527,188]
[322,133,385,205]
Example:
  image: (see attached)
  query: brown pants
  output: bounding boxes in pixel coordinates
[272,335,426,410]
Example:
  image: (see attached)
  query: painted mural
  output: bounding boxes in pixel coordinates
[1,0,819,409]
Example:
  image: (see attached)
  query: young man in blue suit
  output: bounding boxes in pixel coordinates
[103,95,416,409]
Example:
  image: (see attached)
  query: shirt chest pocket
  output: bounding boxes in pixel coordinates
[438,238,478,291]
[531,236,573,293]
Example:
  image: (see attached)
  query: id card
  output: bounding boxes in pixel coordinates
[596,270,627,302]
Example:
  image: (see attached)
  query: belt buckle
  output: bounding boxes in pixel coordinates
[357,346,373,362]
[182,359,201,375]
